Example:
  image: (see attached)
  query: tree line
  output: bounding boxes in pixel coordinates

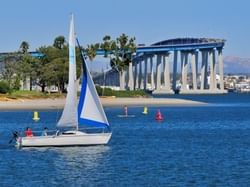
[1,33,136,93]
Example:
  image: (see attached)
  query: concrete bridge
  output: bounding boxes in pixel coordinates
[119,38,226,94]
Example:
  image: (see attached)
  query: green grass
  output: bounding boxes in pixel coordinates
[96,86,150,97]
[5,90,65,99]
[0,87,150,100]
[113,90,149,97]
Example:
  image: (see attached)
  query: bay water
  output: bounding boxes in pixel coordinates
[0,93,250,186]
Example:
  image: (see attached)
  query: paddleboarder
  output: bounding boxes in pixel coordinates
[124,105,128,117]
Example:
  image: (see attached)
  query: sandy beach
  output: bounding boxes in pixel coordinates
[0,97,206,110]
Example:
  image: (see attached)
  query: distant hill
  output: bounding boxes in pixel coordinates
[224,56,250,74]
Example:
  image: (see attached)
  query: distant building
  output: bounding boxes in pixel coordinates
[224,74,250,92]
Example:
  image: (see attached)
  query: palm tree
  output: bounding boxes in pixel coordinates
[20,41,29,54]
[101,35,112,58]
[86,34,136,90]
[53,36,66,49]
[86,43,100,61]
[107,34,136,90]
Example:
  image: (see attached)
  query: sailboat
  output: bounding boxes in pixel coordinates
[15,15,112,147]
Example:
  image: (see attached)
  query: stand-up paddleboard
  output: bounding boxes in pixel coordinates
[117,114,136,118]
[118,105,135,117]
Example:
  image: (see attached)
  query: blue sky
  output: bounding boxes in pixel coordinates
[0,0,250,58]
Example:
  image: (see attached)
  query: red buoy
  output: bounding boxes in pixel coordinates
[155,109,163,121]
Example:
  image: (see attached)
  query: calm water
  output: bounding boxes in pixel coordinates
[1,93,250,186]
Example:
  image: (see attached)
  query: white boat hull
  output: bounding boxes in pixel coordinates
[17,131,112,147]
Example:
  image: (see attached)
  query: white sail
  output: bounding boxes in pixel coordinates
[57,14,78,128]
[78,50,110,128]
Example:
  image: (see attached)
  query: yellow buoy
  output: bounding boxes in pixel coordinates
[142,106,148,115]
[33,111,40,121]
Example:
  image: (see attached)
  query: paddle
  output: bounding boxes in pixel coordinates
[9,131,19,144]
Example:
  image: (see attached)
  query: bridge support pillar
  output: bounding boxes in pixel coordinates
[150,56,155,90]
[143,56,148,90]
[209,50,215,91]
[172,51,178,91]
[155,54,162,90]
[213,50,217,90]
[218,49,224,91]
[200,50,208,90]
[128,62,134,90]
[134,62,138,90]
[138,58,143,89]
[181,52,188,91]
[191,51,197,90]
[163,54,171,91]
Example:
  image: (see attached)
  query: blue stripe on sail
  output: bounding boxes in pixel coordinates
[77,73,109,128]
[78,118,108,127]
[69,46,75,64]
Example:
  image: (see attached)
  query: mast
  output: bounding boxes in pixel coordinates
[57,14,78,128]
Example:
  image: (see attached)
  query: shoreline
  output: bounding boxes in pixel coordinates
[0,97,206,110]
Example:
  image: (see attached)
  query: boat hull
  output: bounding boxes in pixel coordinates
[17,131,112,147]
